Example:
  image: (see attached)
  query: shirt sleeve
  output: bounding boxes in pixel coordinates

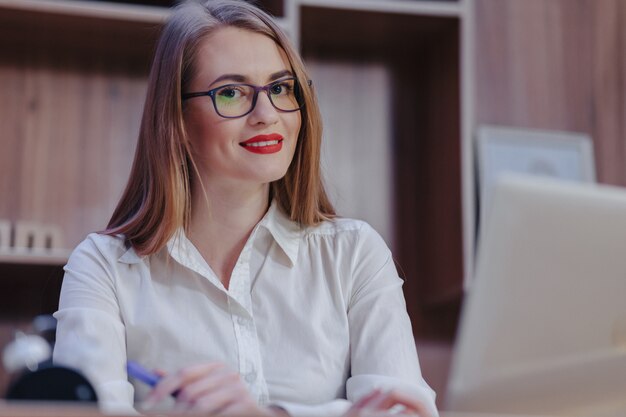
[271,399,352,417]
[344,222,438,416]
[274,223,439,417]
[52,235,137,414]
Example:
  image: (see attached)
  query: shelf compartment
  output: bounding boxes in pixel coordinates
[301,4,463,339]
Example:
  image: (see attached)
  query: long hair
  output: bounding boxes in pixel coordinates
[105,0,335,255]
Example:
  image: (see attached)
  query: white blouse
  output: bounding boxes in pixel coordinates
[53,201,438,417]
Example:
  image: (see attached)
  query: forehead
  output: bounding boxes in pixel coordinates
[192,26,291,84]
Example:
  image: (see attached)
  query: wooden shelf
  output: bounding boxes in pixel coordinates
[0,0,469,342]
[0,0,289,23]
[0,1,164,69]
[0,0,169,23]
[297,0,463,17]
[0,249,70,266]
[0,1,475,401]
[0,0,290,64]
[301,5,460,57]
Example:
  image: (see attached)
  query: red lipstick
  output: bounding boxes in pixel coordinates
[239,133,284,154]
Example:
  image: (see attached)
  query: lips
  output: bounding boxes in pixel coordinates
[239,133,284,154]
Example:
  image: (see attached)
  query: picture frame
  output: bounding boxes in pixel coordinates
[476,125,596,235]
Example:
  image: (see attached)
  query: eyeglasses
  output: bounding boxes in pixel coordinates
[181,77,310,119]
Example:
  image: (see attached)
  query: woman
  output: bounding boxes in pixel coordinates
[53,1,438,416]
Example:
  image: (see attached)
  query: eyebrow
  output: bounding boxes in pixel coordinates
[209,70,294,87]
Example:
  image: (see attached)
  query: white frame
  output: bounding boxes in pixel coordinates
[0,219,10,250]
[476,125,595,240]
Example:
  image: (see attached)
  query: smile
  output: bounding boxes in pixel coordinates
[240,134,284,154]
[246,140,281,147]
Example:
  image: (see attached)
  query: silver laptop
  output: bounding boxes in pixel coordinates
[446,175,626,417]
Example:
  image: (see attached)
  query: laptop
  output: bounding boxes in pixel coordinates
[445,175,626,416]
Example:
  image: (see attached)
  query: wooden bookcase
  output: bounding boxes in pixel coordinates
[297,1,469,340]
[2,0,624,405]
[0,1,474,397]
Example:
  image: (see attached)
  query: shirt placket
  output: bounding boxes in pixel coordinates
[228,235,270,405]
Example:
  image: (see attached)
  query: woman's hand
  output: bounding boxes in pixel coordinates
[142,362,281,416]
[344,389,431,417]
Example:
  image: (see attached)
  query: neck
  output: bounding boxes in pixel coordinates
[190,182,270,231]
[187,179,270,288]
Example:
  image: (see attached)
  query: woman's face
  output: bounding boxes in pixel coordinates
[183,26,302,191]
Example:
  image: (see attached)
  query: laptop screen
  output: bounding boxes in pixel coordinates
[446,175,626,416]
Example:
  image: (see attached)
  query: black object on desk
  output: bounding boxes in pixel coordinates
[3,315,98,403]
[6,362,98,402]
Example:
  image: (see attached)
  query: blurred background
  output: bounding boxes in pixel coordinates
[0,0,624,410]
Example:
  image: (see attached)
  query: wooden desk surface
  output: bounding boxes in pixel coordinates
[0,402,112,417]
[0,402,102,417]
[0,402,559,417]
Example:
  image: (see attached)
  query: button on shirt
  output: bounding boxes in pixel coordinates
[53,201,438,417]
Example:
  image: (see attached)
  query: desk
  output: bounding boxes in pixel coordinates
[0,402,558,417]
[0,403,239,417]
[0,402,109,417]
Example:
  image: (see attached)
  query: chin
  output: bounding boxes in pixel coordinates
[265,172,289,184]
[257,167,290,184]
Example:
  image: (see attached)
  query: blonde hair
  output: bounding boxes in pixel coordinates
[105,0,335,255]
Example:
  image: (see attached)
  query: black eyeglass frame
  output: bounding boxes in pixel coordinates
[181,77,312,119]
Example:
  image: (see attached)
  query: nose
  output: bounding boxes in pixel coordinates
[247,91,279,126]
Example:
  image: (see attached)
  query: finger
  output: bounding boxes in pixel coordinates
[188,382,249,414]
[214,396,262,417]
[345,390,385,417]
[367,390,430,417]
[352,389,384,408]
[344,406,389,417]
[144,362,226,404]
[176,368,240,404]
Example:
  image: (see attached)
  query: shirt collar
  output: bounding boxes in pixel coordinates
[118,243,143,264]
[258,200,301,267]
[117,200,302,267]
[118,235,177,265]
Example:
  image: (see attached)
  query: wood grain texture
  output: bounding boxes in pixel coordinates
[0,47,147,249]
[474,0,626,185]
[307,60,394,247]
[0,1,467,343]
[392,22,463,339]
[302,6,464,340]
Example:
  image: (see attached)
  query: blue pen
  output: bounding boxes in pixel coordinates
[126,360,162,387]
[127,360,181,398]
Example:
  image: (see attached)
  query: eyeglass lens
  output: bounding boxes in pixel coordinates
[213,79,301,118]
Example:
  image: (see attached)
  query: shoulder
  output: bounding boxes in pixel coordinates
[303,217,390,252]
[67,233,140,268]
[303,217,366,235]
[302,217,362,239]
[301,218,398,299]
[311,217,384,238]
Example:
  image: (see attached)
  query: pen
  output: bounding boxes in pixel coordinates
[126,360,162,388]
[127,360,181,398]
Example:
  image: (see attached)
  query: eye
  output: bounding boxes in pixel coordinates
[216,85,246,100]
[270,80,294,96]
